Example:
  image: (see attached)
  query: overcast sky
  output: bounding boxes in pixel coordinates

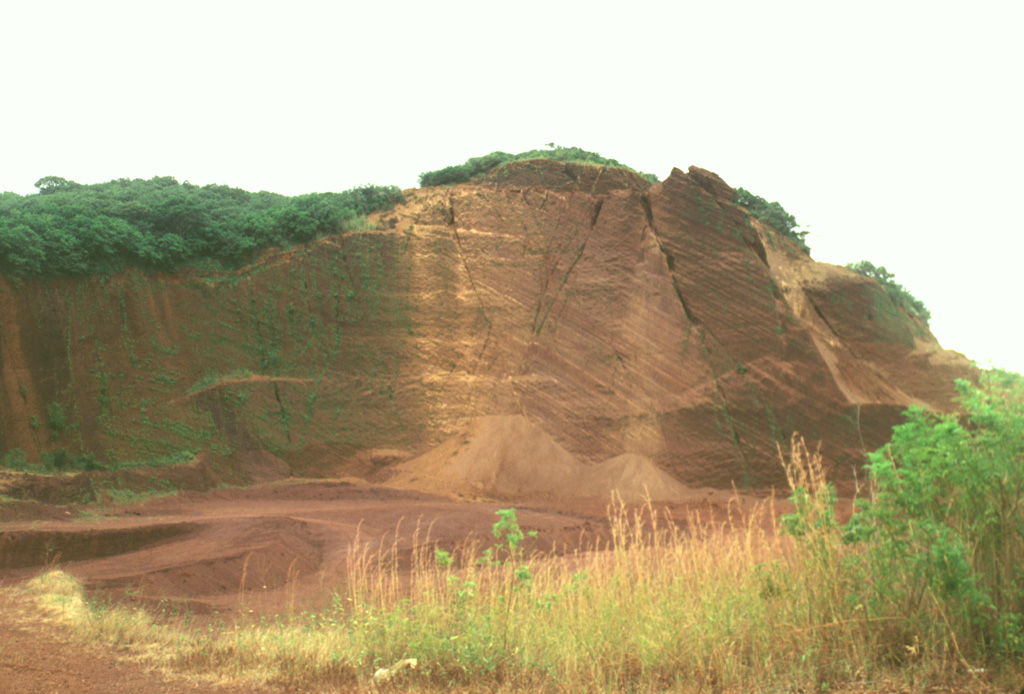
[3,0,1022,374]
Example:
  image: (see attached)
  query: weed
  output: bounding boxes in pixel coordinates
[0,448,29,470]
[47,402,67,436]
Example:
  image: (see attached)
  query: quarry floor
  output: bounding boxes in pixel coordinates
[0,478,762,692]
[0,478,1004,693]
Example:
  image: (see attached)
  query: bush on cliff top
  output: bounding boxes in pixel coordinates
[733,187,810,253]
[418,144,660,188]
[846,260,931,325]
[0,177,404,276]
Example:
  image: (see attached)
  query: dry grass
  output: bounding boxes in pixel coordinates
[20,440,1017,692]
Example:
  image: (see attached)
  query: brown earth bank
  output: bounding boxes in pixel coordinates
[0,160,974,496]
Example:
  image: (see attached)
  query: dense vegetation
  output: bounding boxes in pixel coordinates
[0,176,404,276]
[733,187,810,253]
[845,370,1024,659]
[25,373,1024,692]
[846,259,932,324]
[418,145,660,188]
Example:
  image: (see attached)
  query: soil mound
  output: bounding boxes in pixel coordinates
[579,453,689,501]
[387,415,687,502]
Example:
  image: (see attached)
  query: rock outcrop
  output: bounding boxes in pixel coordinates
[0,160,973,495]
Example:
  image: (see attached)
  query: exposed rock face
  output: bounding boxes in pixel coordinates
[0,160,973,494]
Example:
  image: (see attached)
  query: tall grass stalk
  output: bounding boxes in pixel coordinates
[21,441,1013,691]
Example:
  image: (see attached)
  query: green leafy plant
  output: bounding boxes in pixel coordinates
[0,448,29,471]
[43,449,105,472]
[46,402,67,436]
[845,370,1024,659]
[0,177,404,276]
[733,187,809,253]
[845,260,931,325]
[433,548,453,569]
[418,145,658,188]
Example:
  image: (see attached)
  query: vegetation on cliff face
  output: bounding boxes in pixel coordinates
[0,177,404,276]
[418,144,660,188]
[846,260,931,325]
[733,187,810,253]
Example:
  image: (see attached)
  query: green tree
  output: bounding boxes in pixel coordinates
[0,177,404,276]
[34,176,79,195]
[733,187,809,252]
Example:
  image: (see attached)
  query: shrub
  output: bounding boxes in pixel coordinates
[0,448,29,471]
[46,402,66,435]
[845,370,1024,659]
[44,449,105,472]
[419,151,514,187]
[846,260,931,324]
[733,187,809,253]
[418,145,659,188]
[0,178,405,276]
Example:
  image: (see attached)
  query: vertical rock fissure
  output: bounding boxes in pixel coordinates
[642,193,699,326]
[809,298,841,340]
[448,196,494,373]
[272,380,291,445]
[642,192,752,485]
[743,221,770,267]
[590,197,604,228]
[532,197,601,335]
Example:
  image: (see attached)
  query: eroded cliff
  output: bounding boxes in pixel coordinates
[0,161,973,494]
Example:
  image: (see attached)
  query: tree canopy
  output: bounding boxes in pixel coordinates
[0,177,404,276]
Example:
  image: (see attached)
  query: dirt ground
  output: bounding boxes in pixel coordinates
[0,474,1014,693]
[0,474,776,692]
[0,585,281,694]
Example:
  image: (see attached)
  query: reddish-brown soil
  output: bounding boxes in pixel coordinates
[0,586,277,693]
[0,476,772,692]
[0,478,761,615]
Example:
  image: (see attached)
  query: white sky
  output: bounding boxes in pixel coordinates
[3,0,1022,374]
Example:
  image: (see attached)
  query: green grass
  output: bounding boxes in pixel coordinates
[91,483,179,506]
[0,448,196,474]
